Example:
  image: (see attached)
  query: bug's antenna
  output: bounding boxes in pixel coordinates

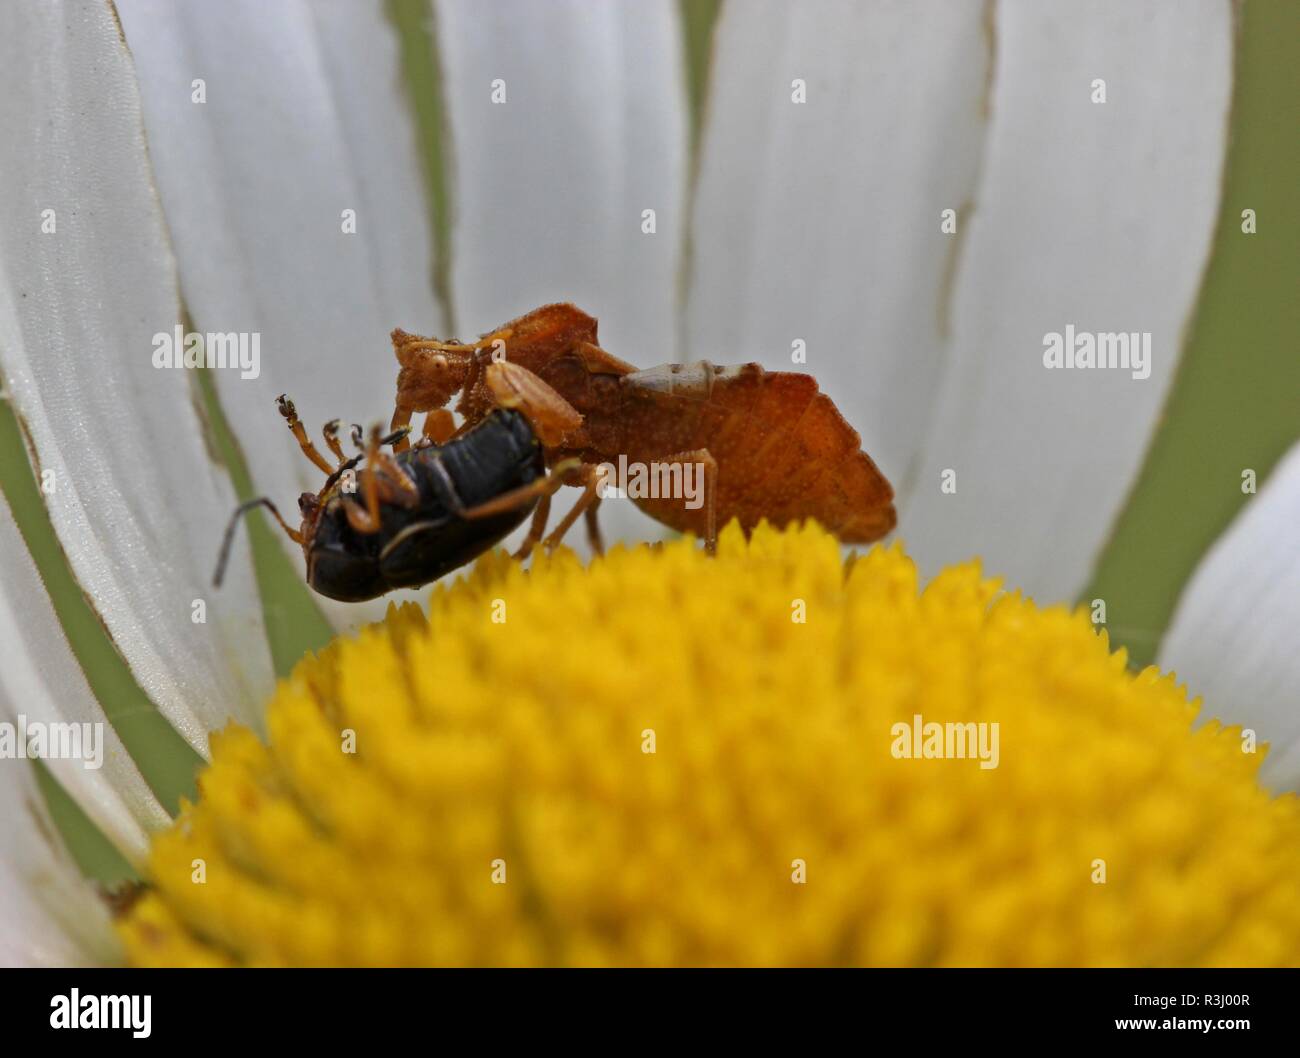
[213,498,302,588]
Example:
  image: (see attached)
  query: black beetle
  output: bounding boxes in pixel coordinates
[215,405,569,602]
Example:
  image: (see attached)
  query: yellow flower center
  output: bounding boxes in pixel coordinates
[118,522,1300,966]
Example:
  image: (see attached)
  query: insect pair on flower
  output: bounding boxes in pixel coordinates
[216,303,895,601]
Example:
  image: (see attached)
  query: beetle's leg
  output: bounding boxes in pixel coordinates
[344,426,386,535]
[541,463,605,553]
[322,419,347,465]
[342,497,380,535]
[340,470,418,533]
[361,425,420,519]
[372,455,421,508]
[277,395,335,476]
[340,425,413,535]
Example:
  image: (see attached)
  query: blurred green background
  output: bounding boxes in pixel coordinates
[0,0,1295,883]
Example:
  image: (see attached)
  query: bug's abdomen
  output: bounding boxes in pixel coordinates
[613,363,896,543]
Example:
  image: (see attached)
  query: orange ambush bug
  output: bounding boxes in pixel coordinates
[384,303,896,557]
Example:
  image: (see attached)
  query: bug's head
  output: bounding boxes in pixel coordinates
[397,354,468,411]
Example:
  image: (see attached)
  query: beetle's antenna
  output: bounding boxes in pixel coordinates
[213,498,302,588]
[323,456,363,494]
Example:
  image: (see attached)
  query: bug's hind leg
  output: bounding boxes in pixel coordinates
[584,502,605,556]
[513,493,552,562]
[514,461,603,561]
[541,464,605,553]
[277,394,335,475]
[649,448,718,554]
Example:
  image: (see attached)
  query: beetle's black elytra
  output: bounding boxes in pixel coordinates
[306,409,544,601]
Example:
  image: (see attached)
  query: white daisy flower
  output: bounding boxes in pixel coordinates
[1,0,1294,967]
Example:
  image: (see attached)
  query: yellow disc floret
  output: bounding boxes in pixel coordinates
[118,522,1300,966]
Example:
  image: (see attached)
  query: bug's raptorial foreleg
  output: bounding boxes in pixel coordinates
[396,326,515,358]
[421,408,456,446]
[389,406,413,453]
[658,448,719,554]
[482,361,582,447]
[542,463,604,553]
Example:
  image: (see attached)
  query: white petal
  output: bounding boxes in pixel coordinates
[686,0,991,500]
[434,0,688,549]
[1159,443,1300,791]
[0,0,273,752]
[116,0,444,626]
[0,490,169,867]
[436,0,686,359]
[902,0,1233,601]
[0,758,120,967]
